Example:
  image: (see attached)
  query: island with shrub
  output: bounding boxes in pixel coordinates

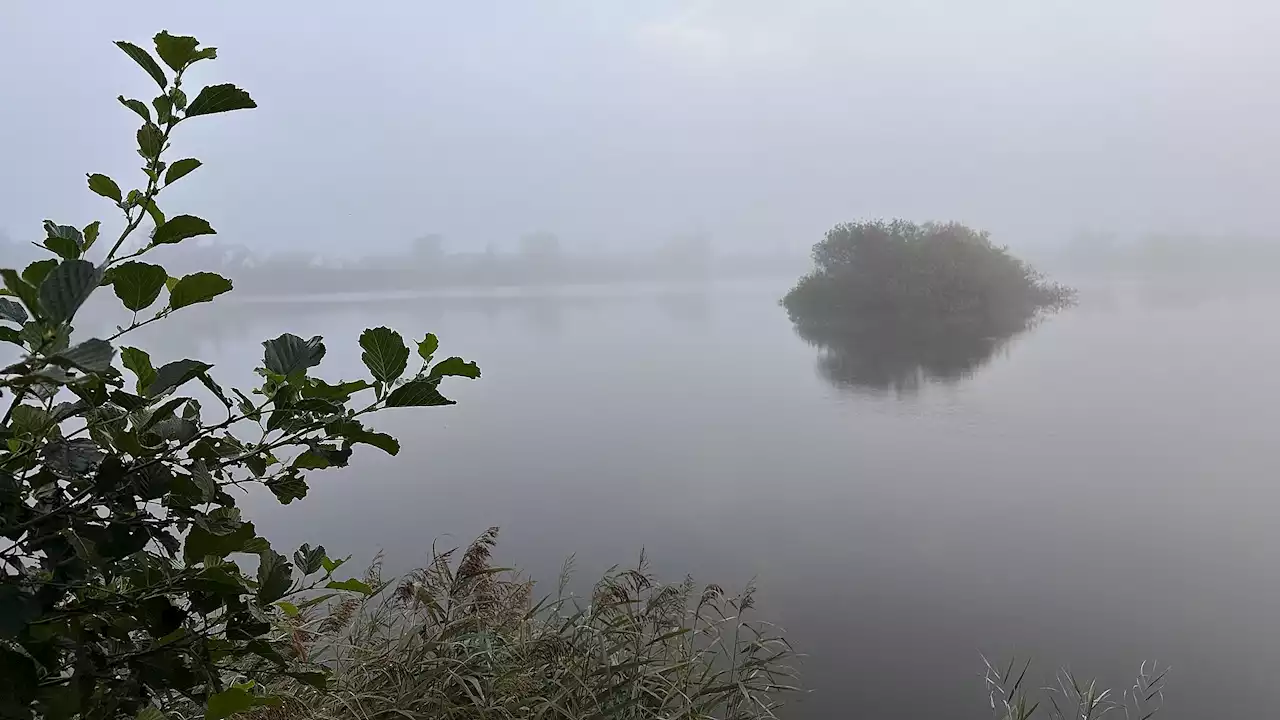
[782,220,1074,392]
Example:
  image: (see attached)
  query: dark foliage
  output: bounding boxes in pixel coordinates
[0,33,477,720]
[782,220,1073,392]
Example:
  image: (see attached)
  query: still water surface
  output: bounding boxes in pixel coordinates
[124,276,1280,719]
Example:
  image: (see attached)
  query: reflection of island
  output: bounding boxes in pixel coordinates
[794,318,1023,394]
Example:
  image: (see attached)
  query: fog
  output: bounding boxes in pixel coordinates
[8,3,1280,719]
[4,1,1280,258]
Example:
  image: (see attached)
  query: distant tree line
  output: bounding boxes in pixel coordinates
[1050,229,1280,277]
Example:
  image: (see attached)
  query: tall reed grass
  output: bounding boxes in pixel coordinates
[248,528,800,720]
[983,655,1169,720]
[168,529,1171,720]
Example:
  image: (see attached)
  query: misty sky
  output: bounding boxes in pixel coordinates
[3,1,1278,257]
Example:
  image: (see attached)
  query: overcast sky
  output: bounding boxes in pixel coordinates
[3,1,1279,256]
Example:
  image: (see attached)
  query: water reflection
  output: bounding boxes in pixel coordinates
[794,320,1025,394]
[76,283,718,357]
[65,277,1280,719]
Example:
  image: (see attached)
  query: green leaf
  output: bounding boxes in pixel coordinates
[139,396,189,434]
[194,507,243,535]
[185,83,257,117]
[245,454,268,478]
[39,259,100,324]
[0,269,39,319]
[52,338,115,373]
[265,474,307,504]
[110,261,168,311]
[325,578,374,595]
[183,520,255,564]
[327,419,399,455]
[285,671,328,691]
[151,416,197,443]
[275,601,299,617]
[43,221,84,260]
[50,399,89,423]
[290,451,329,470]
[301,378,370,401]
[0,298,26,324]
[142,197,165,227]
[352,430,399,455]
[121,347,157,394]
[256,549,292,603]
[109,389,147,411]
[136,707,167,720]
[429,356,481,380]
[263,333,326,376]
[189,460,217,502]
[386,379,455,407]
[42,439,105,479]
[198,372,234,409]
[145,358,213,397]
[19,321,70,354]
[168,272,232,309]
[320,556,346,574]
[293,543,327,575]
[417,332,439,361]
[183,397,202,421]
[82,221,101,253]
[291,441,351,469]
[0,326,20,345]
[115,41,168,89]
[359,326,409,383]
[43,235,80,260]
[118,95,152,122]
[44,221,81,243]
[172,87,188,109]
[137,123,164,159]
[132,464,175,500]
[164,158,201,186]
[87,173,123,202]
[205,685,280,720]
[22,259,57,287]
[9,404,52,440]
[152,214,215,245]
[153,31,199,73]
[152,94,173,124]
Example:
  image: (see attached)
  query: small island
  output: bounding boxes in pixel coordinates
[782,220,1074,392]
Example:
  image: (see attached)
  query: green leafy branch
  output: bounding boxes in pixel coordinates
[0,31,478,720]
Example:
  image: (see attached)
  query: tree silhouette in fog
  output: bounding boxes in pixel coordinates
[783,220,1071,393]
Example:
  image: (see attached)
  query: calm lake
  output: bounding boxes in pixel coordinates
[119,274,1280,719]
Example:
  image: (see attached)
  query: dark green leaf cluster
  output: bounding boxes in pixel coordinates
[0,31,477,720]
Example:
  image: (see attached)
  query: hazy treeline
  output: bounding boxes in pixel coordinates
[1041,229,1280,278]
[0,230,803,296]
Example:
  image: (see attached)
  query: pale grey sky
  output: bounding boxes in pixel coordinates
[3,1,1278,256]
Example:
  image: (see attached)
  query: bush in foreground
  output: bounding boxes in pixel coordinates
[0,32,478,719]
